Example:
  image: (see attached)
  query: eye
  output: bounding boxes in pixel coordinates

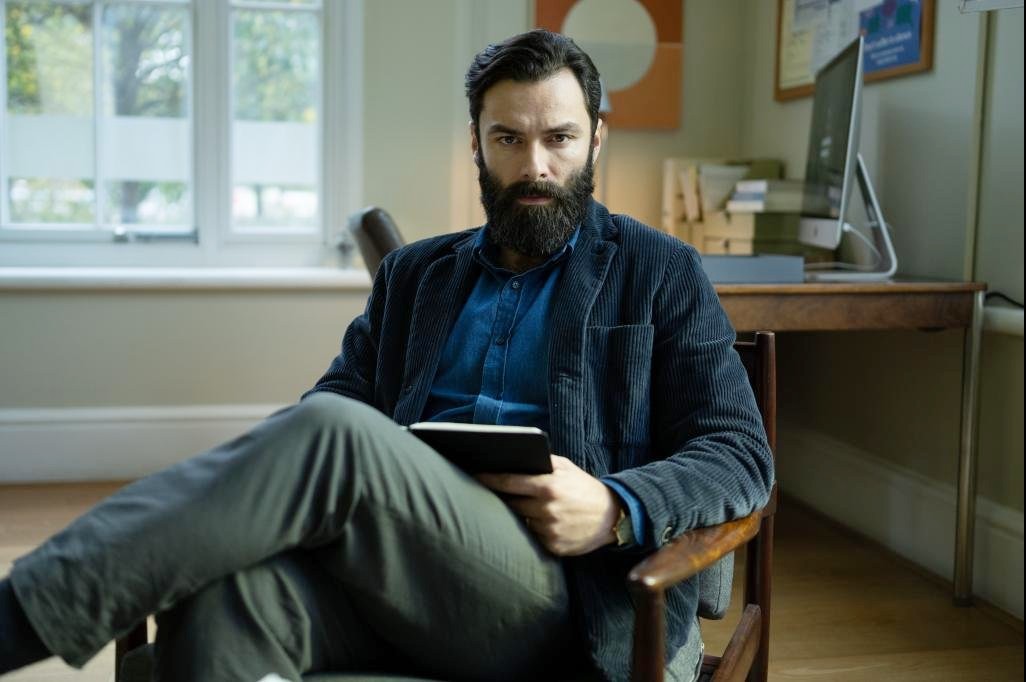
[496,135,520,145]
[549,134,573,144]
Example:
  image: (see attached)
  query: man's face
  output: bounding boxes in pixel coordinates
[471,68,602,259]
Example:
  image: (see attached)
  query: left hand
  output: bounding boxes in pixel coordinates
[476,455,621,556]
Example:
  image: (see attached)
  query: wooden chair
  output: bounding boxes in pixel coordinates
[114,208,777,681]
[115,332,776,682]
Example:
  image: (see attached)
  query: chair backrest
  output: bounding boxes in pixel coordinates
[348,207,406,277]
[695,332,776,622]
[732,331,777,682]
[734,332,777,453]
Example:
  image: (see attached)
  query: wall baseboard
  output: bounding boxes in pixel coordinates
[0,404,284,482]
[778,424,1024,620]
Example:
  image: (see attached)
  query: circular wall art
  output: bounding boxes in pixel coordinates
[535,0,683,129]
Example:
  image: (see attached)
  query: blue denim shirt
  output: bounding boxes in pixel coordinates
[423,227,646,545]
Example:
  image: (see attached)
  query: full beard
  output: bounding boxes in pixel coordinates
[477,153,595,260]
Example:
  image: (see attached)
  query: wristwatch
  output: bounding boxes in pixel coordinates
[612,504,635,547]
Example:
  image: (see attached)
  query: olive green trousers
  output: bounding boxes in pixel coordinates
[11,393,587,681]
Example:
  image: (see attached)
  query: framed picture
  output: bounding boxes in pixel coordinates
[775,0,936,101]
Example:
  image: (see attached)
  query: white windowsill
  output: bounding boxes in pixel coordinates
[0,266,372,291]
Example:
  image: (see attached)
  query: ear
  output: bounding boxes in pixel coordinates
[590,118,603,164]
[469,120,480,161]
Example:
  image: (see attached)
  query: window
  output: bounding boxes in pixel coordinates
[0,0,362,267]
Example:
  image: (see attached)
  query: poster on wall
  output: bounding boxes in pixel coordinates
[775,0,935,101]
[535,0,683,129]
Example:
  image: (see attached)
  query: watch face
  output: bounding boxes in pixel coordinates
[615,512,633,546]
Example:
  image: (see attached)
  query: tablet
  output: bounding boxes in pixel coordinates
[404,422,553,474]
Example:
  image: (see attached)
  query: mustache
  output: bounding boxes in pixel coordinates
[504,180,566,201]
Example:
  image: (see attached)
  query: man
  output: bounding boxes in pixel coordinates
[1,30,772,682]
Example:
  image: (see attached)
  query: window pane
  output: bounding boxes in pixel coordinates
[4,1,94,225]
[101,3,192,228]
[4,1,92,115]
[231,9,319,231]
[104,181,189,226]
[9,177,94,224]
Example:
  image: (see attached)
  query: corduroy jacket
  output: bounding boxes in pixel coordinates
[308,200,774,681]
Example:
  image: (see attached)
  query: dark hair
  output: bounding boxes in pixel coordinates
[465,29,602,139]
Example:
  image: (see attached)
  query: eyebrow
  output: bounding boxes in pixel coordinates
[485,122,584,136]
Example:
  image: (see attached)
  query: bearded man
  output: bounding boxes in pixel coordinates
[1,30,772,682]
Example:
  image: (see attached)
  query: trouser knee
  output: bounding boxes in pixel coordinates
[287,393,386,452]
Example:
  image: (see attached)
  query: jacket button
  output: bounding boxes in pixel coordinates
[660,526,674,544]
[402,384,413,394]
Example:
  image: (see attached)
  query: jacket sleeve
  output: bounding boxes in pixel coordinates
[301,254,394,405]
[603,244,774,550]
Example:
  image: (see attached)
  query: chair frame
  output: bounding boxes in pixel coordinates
[629,331,776,682]
[115,332,776,682]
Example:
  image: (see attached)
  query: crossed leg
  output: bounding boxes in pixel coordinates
[10,393,586,680]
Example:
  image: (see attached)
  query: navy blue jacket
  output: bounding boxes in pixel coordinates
[309,200,774,681]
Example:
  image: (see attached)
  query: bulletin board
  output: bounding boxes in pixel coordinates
[775,0,935,101]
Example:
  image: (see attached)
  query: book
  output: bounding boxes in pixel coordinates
[698,163,750,214]
[680,165,702,222]
[404,422,553,474]
[703,211,800,240]
[726,194,804,213]
[734,179,806,194]
[727,177,805,213]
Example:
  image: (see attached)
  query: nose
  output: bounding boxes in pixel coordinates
[520,141,549,181]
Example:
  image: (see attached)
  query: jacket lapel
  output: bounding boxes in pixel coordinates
[393,234,479,425]
[547,201,618,466]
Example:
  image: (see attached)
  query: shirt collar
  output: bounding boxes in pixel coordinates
[473,224,581,274]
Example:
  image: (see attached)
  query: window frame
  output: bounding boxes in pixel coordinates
[0,0,363,268]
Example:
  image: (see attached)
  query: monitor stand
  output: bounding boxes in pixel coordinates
[805,154,898,282]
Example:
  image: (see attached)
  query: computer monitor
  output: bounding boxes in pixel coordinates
[798,36,897,281]
[799,37,863,250]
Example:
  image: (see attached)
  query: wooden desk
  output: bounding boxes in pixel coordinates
[714,281,987,605]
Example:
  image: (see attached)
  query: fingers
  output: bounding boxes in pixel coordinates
[475,471,554,497]
[504,496,548,519]
[474,455,575,495]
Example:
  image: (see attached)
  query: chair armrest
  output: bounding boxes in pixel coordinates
[626,511,763,682]
[628,510,762,594]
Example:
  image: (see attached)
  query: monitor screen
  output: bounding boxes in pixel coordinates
[799,37,863,248]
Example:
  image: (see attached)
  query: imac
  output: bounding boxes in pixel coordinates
[798,36,897,282]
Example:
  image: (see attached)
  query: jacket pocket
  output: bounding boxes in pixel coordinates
[585,324,654,447]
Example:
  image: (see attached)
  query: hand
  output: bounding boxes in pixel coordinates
[476,455,621,556]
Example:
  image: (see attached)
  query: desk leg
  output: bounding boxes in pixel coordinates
[954,290,985,605]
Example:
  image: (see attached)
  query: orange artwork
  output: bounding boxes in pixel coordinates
[535,0,683,129]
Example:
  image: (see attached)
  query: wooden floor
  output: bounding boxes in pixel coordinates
[1,482,1022,681]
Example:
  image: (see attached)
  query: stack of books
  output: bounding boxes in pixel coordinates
[705,179,830,264]
[725,179,805,213]
[701,211,801,256]
[661,158,785,243]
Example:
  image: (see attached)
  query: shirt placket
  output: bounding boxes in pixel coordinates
[473,275,524,424]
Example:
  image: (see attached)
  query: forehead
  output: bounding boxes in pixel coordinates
[479,68,590,131]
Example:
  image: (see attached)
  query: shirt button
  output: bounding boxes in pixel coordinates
[511,280,521,290]
[495,336,507,345]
